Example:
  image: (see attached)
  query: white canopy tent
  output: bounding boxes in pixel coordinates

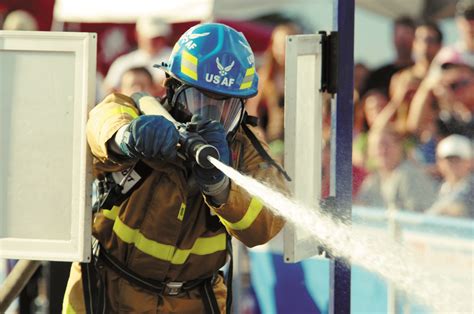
[53,0,312,23]
[53,0,458,24]
[357,0,457,20]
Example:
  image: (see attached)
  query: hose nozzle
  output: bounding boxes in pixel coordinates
[178,129,220,169]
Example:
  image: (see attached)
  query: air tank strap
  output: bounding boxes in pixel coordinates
[241,114,291,182]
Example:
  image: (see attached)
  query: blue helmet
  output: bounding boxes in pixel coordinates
[163,23,258,98]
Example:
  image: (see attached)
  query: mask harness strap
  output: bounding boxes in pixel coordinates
[241,113,292,182]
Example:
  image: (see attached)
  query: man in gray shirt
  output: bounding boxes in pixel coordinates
[357,126,437,212]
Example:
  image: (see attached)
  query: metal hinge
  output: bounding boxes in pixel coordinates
[319,31,338,94]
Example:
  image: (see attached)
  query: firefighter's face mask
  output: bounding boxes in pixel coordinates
[171,84,244,137]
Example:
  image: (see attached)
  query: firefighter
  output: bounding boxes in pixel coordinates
[62,23,288,313]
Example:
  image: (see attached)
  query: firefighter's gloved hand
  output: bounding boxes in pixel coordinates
[192,117,230,202]
[119,115,179,160]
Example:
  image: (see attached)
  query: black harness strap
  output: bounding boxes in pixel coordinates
[200,280,220,314]
[241,121,292,182]
[80,261,106,314]
[97,245,220,312]
[99,247,166,294]
[80,262,95,314]
[225,235,233,314]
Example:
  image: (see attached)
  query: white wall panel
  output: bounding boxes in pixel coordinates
[0,31,95,262]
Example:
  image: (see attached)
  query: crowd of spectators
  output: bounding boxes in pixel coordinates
[353,1,474,219]
[246,3,474,219]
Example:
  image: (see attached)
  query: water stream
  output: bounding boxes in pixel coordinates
[210,157,473,313]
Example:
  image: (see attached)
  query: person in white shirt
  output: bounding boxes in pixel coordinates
[427,134,473,218]
[104,16,172,96]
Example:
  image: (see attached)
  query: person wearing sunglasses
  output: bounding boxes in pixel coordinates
[428,59,474,139]
[408,54,474,141]
[62,23,289,314]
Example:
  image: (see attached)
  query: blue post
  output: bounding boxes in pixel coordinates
[329,0,354,313]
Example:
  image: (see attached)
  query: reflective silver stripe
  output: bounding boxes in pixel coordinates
[181,57,197,73]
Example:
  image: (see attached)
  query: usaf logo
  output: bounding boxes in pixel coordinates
[205,58,236,87]
[216,57,235,76]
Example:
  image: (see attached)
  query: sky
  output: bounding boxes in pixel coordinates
[285,0,460,69]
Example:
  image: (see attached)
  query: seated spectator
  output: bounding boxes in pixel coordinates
[104,16,171,96]
[356,126,437,212]
[353,89,389,169]
[427,135,473,218]
[118,66,155,96]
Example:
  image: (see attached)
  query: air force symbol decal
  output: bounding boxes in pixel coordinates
[216,57,235,76]
[205,57,236,87]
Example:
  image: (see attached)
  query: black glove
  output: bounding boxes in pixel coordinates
[119,115,179,160]
[191,117,231,199]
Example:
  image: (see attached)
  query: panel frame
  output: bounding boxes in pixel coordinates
[0,31,96,262]
[284,34,324,263]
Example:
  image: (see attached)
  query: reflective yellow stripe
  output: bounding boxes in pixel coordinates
[98,106,139,128]
[63,303,76,314]
[181,67,198,80]
[239,81,252,90]
[240,67,255,90]
[171,233,227,264]
[220,197,263,230]
[182,50,198,65]
[112,217,226,264]
[245,67,255,76]
[104,107,139,120]
[177,203,186,221]
[181,50,198,80]
[102,205,120,220]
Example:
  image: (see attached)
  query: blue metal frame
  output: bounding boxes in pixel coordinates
[330,0,354,313]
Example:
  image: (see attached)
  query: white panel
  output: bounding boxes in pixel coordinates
[0,31,95,262]
[284,34,324,263]
[53,0,312,23]
[54,0,213,23]
[355,0,424,18]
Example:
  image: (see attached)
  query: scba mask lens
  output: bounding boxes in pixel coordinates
[173,86,244,135]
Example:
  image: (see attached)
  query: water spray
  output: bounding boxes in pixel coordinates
[207,156,472,313]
